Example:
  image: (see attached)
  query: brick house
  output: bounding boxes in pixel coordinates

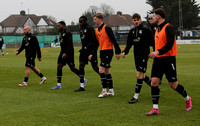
[103,11,133,41]
[0,10,56,34]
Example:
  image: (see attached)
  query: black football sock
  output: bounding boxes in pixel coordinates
[143,76,151,86]
[175,84,188,98]
[106,74,113,89]
[135,79,143,93]
[79,67,84,83]
[100,73,107,88]
[70,66,80,77]
[92,63,99,75]
[38,73,44,78]
[24,77,29,83]
[57,69,62,83]
[151,86,160,105]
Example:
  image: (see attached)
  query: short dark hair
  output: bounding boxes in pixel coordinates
[132,13,141,19]
[79,16,87,21]
[93,13,103,19]
[154,8,166,18]
[58,21,66,26]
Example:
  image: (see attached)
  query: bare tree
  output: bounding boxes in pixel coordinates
[81,3,115,26]
[47,15,57,23]
[88,5,99,15]
[99,3,114,17]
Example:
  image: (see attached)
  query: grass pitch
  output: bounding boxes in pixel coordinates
[0,44,199,126]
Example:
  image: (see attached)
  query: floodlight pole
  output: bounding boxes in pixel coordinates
[179,0,183,39]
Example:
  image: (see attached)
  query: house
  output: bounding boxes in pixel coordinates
[103,11,133,41]
[103,11,133,32]
[0,10,56,34]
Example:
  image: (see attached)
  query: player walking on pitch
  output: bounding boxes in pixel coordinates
[0,36,4,55]
[121,13,154,103]
[89,13,121,98]
[51,21,81,89]
[147,8,192,115]
[74,16,100,92]
[15,26,47,86]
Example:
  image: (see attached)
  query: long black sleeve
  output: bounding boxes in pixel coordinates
[105,26,121,54]
[122,24,152,59]
[158,25,175,55]
[34,36,41,58]
[17,33,41,59]
[17,40,25,54]
[146,28,154,47]
[65,32,73,55]
[60,30,74,55]
[79,24,96,54]
[123,29,133,55]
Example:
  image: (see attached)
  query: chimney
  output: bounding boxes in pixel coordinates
[20,10,26,16]
[117,11,122,16]
[71,21,75,26]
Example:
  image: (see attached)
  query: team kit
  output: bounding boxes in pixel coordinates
[15,8,192,116]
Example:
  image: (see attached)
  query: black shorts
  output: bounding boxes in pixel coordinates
[100,50,113,68]
[57,53,75,66]
[135,58,148,73]
[79,52,98,65]
[25,57,35,68]
[151,56,177,82]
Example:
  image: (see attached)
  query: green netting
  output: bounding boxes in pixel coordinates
[2,35,81,44]
[73,35,81,42]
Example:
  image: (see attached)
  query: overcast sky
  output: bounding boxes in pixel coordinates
[0,0,200,25]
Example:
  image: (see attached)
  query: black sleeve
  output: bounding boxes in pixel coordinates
[87,27,96,53]
[158,25,175,55]
[91,35,99,55]
[146,28,154,48]
[122,30,133,55]
[17,38,25,54]
[105,26,121,54]
[65,32,73,55]
[34,36,41,58]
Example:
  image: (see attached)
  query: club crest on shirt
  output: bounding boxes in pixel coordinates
[81,35,85,40]
[28,37,31,41]
[25,42,29,46]
[84,29,87,33]
[133,37,140,42]
[139,30,142,34]
[60,39,63,44]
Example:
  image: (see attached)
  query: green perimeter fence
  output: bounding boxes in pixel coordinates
[1,35,81,48]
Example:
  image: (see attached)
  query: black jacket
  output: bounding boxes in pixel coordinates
[79,23,96,54]
[123,24,153,59]
[17,33,41,59]
[59,29,74,56]
[0,36,4,48]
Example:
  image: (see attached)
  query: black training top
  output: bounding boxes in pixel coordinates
[0,36,4,48]
[17,33,41,59]
[123,24,153,59]
[59,29,74,56]
[79,23,96,54]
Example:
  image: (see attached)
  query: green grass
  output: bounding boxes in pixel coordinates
[0,44,199,126]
